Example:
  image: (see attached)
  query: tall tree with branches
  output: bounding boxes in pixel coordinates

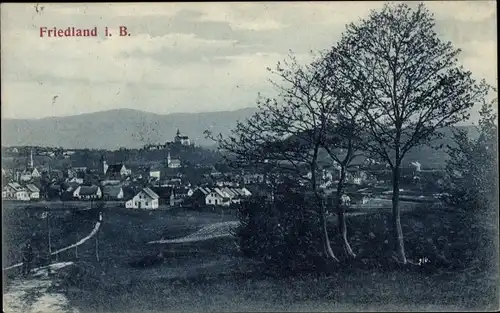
[328,3,491,263]
[207,52,364,261]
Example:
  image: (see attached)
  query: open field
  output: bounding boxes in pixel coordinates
[3,202,499,312]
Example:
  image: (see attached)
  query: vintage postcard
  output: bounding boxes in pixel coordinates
[1,2,498,313]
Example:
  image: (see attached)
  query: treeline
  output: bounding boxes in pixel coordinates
[65,145,222,169]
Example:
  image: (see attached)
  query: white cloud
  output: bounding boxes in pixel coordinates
[192,3,289,31]
[0,2,496,121]
[48,3,289,31]
[50,3,187,17]
[425,1,496,22]
[458,40,497,84]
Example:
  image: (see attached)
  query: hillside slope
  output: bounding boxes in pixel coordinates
[2,108,258,149]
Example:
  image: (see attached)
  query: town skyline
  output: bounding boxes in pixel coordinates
[1,2,496,125]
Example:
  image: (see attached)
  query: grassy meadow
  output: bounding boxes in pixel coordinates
[2,201,498,312]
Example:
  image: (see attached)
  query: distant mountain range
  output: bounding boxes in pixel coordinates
[1,108,259,150]
[1,108,479,168]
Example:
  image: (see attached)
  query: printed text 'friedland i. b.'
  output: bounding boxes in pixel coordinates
[39,26,131,37]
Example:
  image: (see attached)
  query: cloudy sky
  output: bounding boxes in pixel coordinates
[1,2,496,123]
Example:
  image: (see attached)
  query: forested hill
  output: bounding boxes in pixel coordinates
[2,108,258,149]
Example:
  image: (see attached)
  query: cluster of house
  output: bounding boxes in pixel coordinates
[2,143,255,210]
[2,182,40,201]
[3,178,253,210]
[3,140,439,211]
[189,186,252,207]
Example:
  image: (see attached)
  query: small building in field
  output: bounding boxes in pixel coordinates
[149,165,162,181]
[175,187,190,199]
[25,184,40,200]
[102,185,124,200]
[125,188,159,210]
[20,168,40,182]
[66,177,84,184]
[326,194,351,208]
[189,187,211,207]
[2,182,30,201]
[166,153,181,169]
[205,188,232,207]
[150,186,175,206]
[73,185,102,200]
[72,166,88,173]
[219,187,253,204]
[105,162,130,179]
[242,173,265,185]
[62,182,80,194]
[30,168,41,179]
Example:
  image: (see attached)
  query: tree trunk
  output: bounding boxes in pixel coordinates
[338,212,356,258]
[318,197,339,261]
[392,166,406,264]
[336,166,356,259]
[311,145,338,262]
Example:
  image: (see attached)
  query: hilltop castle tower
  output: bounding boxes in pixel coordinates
[174,129,191,146]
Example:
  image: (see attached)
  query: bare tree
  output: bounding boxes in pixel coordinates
[207,52,361,261]
[328,3,491,263]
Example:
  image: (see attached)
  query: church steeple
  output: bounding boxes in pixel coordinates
[28,149,34,169]
[101,154,108,175]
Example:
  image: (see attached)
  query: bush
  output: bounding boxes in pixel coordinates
[234,190,323,274]
[442,100,498,214]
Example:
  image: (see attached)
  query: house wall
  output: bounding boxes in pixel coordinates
[29,192,40,199]
[104,189,124,200]
[120,167,131,176]
[2,188,30,201]
[150,171,161,179]
[206,193,230,206]
[16,191,30,201]
[189,190,207,207]
[20,174,32,182]
[73,187,102,200]
[126,192,159,209]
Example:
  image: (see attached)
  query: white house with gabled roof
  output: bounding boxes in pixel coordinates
[25,184,40,200]
[205,188,232,207]
[2,182,30,201]
[125,187,159,210]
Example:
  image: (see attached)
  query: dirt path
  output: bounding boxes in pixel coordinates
[3,262,78,313]
[3,212,103,271]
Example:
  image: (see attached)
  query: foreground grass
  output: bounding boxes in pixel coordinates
[60,263,497,313]
[4,204,499,312]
